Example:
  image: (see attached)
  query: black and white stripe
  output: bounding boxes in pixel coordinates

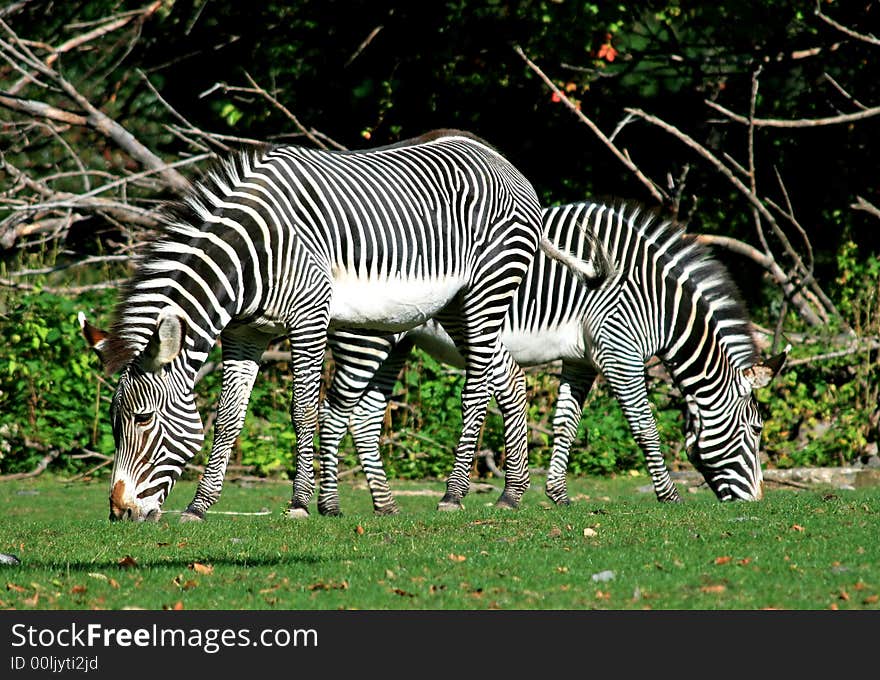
[317,200,788,514]
[82,130,553,520]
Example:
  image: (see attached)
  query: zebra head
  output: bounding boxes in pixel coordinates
[683,348,789,501]
[80,311,204,521]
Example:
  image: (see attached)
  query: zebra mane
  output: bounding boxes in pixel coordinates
[599,200,760,369]
[99,147,270,374]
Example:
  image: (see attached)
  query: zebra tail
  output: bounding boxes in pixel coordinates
[539,234,610,288]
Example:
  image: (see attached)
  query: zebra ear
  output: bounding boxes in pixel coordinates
[743,344,790,390]
[78,311,111,368]
[142,311,186,371]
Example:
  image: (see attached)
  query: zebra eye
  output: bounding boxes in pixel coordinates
[133,412,154,426]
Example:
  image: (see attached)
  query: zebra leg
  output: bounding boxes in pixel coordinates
[287,322,331,518]
[544,362,596,506]
[436,303,514,511]
[488,344,530,510]
[181,331,265,521]
[317,332,396,517]
[347,339,415,515]
[601,359,682,503]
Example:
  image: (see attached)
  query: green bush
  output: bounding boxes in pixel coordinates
[0,288,117,474]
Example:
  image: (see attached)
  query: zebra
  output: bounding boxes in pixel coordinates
[315,199,789,515]
[78,130,607,521]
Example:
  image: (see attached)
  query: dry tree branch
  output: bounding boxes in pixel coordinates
[814,1,880,47]
[6,2,163,96]
[705,99,880,128]
[852,196,880,220]
[199,75,348,151]
[514,45,666,204]
[0,18,189,193]
[623,106,830,326]
[0,278,129,294]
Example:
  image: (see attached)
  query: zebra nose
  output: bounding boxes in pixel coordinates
[756,479,764,501]
[109,480,136,521]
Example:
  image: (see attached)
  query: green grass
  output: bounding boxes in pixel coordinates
[0,473,877,610]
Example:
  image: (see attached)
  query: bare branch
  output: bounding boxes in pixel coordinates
[0,278,128,294]
[514,45,666,205]
[0,19,190,193]
[815,1,880,46]
[6,2,163,96]
[852,196,880,220]
[705,98,880,128]
[345,24,384,67]
[625,106,829,326]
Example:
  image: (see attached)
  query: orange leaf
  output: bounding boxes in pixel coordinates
[172,601,184,610]
[551,92,562,103]
[862,594,878,604]
[598,43,618,62]
[189,562,213,575]
[355,525,365,535]
[714,556,732,565]
[6,583,26,593]
[448,553,466,563]
[117,555,138,568]
[790,524,805,532]
[71,585,87,595]
[700,584,726,594]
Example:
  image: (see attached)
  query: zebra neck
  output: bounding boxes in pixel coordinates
[111,250,241,376]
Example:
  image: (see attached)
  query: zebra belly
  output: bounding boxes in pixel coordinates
[407,319,589,368]
[329,274,467,332]
[501,322,587,366]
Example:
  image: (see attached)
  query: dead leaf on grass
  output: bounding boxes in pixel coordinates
[790,524,805,532]
[189,562,213,575]
[308,580,349,591]
[6,582,26,593]
[714,556,732,565]
[448,553,466,562]
[700,584,726,594]
[117,556,138,569]
[70,585,87,595]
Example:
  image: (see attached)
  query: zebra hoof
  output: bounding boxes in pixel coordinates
[494,493,520,510]
[179,511,204,523]
[437,500,464,512]
[374,503,400,516]
[545,490,571,506]
[287,507,310,519]
[660,495,684,504]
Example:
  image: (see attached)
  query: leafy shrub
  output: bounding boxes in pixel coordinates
[0,288,117,474]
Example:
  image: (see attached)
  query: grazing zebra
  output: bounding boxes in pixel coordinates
[316,200,788,515]
[79,130,601,521]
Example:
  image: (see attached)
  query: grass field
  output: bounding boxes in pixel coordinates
[0,472,877,610]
